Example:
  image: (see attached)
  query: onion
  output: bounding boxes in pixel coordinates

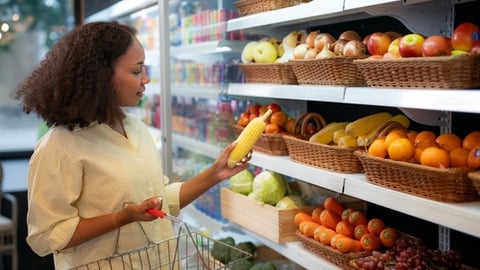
[305,30,320,48]
[304,48,318,59]
[385,31,402,40]
[332,39,348,56]
[314,33,336,52]
[343,40,367,57]
[315,43,336,59]
[338,30,361,41]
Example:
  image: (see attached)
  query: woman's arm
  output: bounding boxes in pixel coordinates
[178,142,251,208]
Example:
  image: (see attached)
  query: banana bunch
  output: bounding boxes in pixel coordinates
[309,112,410,148]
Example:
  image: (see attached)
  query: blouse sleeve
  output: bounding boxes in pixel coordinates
[164,175,183,216]
[26,140,83,256]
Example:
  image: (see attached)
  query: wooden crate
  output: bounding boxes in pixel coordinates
[220,187,317,243]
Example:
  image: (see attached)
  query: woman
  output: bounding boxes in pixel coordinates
[13,21,250,269]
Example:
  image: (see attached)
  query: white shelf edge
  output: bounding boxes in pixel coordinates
[172,85,224,99]
[343,174,480,238]
[227,83,346,102]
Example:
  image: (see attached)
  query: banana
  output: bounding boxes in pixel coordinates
[345,112,393,137]
[357,114,411,146]
[309,122,348,144]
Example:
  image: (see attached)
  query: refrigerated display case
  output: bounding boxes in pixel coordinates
[87,0,480,269]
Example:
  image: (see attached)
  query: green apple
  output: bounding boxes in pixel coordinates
[253,41,278,63]
[241,41,259,63]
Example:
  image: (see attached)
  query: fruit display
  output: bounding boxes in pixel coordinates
[367,128,480,169]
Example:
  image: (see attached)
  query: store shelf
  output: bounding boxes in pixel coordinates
[172,133,222,159]
[172,84,224,99]
[343,174,480,238]
[228,83,346,102]
[171,40,248,61]
[228,83,480,114]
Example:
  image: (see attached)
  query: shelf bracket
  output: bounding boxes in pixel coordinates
[438,225,451,251]
[399,108,450,128]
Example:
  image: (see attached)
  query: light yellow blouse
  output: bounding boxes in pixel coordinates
[26,113,183,269]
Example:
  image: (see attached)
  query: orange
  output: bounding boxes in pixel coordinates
[467,147,480,169]
[294,211,313,226]
[463,131,480,150]
[406,130,418,144]
[435,133,462,152]
[368,137,387,158]
[270,111,288,126]
[449,147,469,167]
[367,218,385,235]
[414,130,437,146]
[384,129,408,149]
[420,146,450,168]
[414,138,439,163]
[387,138,414,161]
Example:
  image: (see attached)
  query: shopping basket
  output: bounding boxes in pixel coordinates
[68,207,252,270]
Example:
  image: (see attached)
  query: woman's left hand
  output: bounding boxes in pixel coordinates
[211,142,252,181]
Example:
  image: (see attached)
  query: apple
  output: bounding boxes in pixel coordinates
[267,103,282,113]
[241,41,259,63]
[253,41,279,63]
[386,37,402,58]
[247,103,261,115]
[283,30,307,49]
[237,112,250,127]
[265,123,282,134]
[314,33,336,52]
[399,33,425,57]
[294,44,309,59]
[367,32,392,56]
[422,35,452,57]
[470,40,480,55]
[451,22,480,52]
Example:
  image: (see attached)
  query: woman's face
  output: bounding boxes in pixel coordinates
[112,36,150,107]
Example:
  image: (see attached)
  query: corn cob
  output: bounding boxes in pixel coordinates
[309,122,348,145]
[333,129,347,145]
[345,112,393,137]
[337,135,359,148]
[227,109,272,168]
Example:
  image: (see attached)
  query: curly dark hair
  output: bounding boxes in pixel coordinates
[13,21,137,130]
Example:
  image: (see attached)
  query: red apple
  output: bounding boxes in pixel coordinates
[451,22,480,52]
[422,35,452,57]
[314,33,336,52]
[267,103,282,113]
[471,40,480,55]
[399,33,425,57]
[367,32,392,56]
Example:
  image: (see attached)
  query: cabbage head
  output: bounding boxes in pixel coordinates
[248,170,287,205]
[229,169,254,195]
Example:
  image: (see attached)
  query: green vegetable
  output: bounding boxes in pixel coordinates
[275,194,307,209]
[229,169,254,195]
[230,241,256,262]
[248,170,287,205]
[229,259,254,270]
[211,237,235,264]
[250,262,277,270]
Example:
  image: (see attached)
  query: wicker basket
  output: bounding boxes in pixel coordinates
[353,55,480,89]
[296,231,369,270]
[238,63,298,84]
[467,170,480,195]
[354,150,480,202]
[232,125,289,155]
[235,0,308,16]
[283,135,364,173]
[289,56,368,86]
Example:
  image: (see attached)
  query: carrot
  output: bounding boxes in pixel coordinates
[301,220,320,238]
[330,233,345,248]
[348,210,368,226]
[335,220,355,238]
[351,239,364,252]
[360,233,381,252]
[313,225,326,241]
[311,207,324,223]
[318,227,336,245]
[335,236,355,253]
[379,227,399,248]
[341,208,354,221]
[367,218,386,235]
[353,224,368,240]
[323,197,344,217]
[319,209,341,230]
